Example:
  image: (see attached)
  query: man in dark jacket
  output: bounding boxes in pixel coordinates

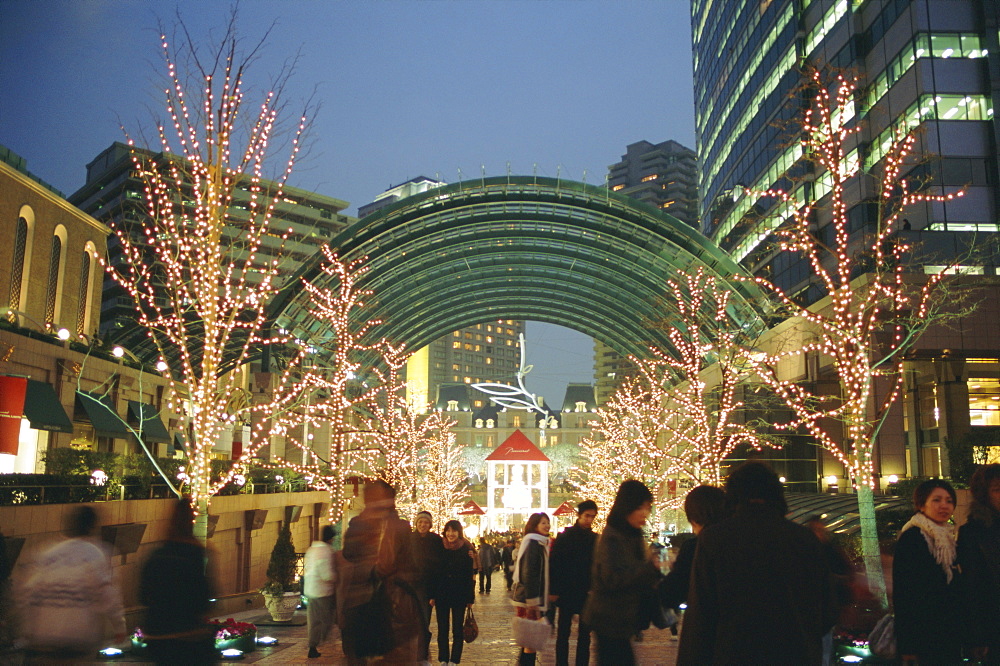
[410,511,442,665]
[501,539,516,590]
[677,462,835,665]
[477,537,499,594]
[549,500,598,666]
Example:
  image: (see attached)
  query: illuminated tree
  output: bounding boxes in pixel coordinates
[577,382,661,531]
[414,414,467,523]
[745,69,969,606]
[105,18,318,538]
[641,268,781,487]
[263,249,394,523]
[580,269,779,518]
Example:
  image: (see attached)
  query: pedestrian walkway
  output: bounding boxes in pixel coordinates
[22,585,680,664]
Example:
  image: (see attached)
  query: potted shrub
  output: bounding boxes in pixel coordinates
[260,522,300,621]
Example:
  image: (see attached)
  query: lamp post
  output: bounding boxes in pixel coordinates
[3,307,70,342]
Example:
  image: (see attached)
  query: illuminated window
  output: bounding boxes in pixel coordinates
[76,250,91,334]
[44,234,62,324]
[512,415,522,427]
[641,174,658,182]
[8,216,28,316]
[612,184,625,191]
[969,377,1000,426]
[486,358,493,365]
[453,341,461,349]
[464,376,471,383]
[447,400,459,411]
[475,419,483,428]
[486,419,495,428]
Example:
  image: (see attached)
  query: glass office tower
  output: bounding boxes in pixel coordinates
[691,0,1000,481]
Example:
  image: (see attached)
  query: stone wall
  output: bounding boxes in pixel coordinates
[0,491,340,628]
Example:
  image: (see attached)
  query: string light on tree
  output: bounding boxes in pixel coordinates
[743,69,970,607]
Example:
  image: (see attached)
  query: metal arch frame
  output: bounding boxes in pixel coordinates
[270,176,767,365]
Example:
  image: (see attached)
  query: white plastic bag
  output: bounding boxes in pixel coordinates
[867,613,896,660]
[512,616,551,652]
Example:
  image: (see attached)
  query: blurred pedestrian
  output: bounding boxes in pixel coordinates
[412,510,443,665]
[959,463,1000,664]
[139,498,215,665]
[894,479,964,664]
[583,480,661,665]
[341,480,422,664]
[512,512,551,666]
[20,504,125,658]
[477,537,499,594]
[430,520,475,666]
[550,499,598,666]
[677,462,834,665]
[304,524,337,659]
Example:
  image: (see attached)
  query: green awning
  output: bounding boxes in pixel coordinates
[23,380,73,433]
[76,391,131,439]
[127,401,171,443]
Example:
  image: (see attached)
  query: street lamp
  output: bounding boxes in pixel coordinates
[3,307,70,341]
[112,345,169,374]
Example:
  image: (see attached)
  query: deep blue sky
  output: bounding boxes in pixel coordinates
[1,1,696,406]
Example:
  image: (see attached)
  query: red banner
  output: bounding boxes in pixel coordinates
[0,376,28,456]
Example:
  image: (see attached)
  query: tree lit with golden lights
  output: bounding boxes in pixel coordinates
[745,69,970,606]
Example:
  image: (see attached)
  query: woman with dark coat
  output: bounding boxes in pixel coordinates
[583,480,662,665]
[429,520,475,665]
[511,512,551,666]
[893,479,963,665]
[958,464,1000,664]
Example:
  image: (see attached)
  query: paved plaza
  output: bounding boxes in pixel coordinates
[52,580,680,665]
[233,586,680,665]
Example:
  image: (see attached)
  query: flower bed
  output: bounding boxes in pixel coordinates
[130,619,258,654]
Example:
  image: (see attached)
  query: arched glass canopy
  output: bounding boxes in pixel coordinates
[270,176,767,363]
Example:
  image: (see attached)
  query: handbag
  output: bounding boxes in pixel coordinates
[867,613,896,660]
[640,588,678,630]
[463,607,479,643]
[512,616,550,652]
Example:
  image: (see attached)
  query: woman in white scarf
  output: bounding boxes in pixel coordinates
[892,479,963,664]
[511,512,550,666]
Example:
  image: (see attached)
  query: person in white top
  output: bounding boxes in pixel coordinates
[304,524,337,659]
[20,505,125,657]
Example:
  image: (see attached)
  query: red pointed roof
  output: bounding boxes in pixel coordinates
[458,500,486,515]
[552,501,576,516]
[485,429,550,462]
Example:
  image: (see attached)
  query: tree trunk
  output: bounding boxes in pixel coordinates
[855,483,888,609]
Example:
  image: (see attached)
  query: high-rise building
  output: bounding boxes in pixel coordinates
[596,139,699,403]
[69,142,353,339]
[358,179,526,410]
[607,139,699,227]
[405,320,525,413]
[357,176,446,218]
[691,0,1000,483]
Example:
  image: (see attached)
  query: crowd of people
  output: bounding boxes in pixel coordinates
[0,461,997,665]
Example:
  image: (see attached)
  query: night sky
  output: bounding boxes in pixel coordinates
[0,0,697,406]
